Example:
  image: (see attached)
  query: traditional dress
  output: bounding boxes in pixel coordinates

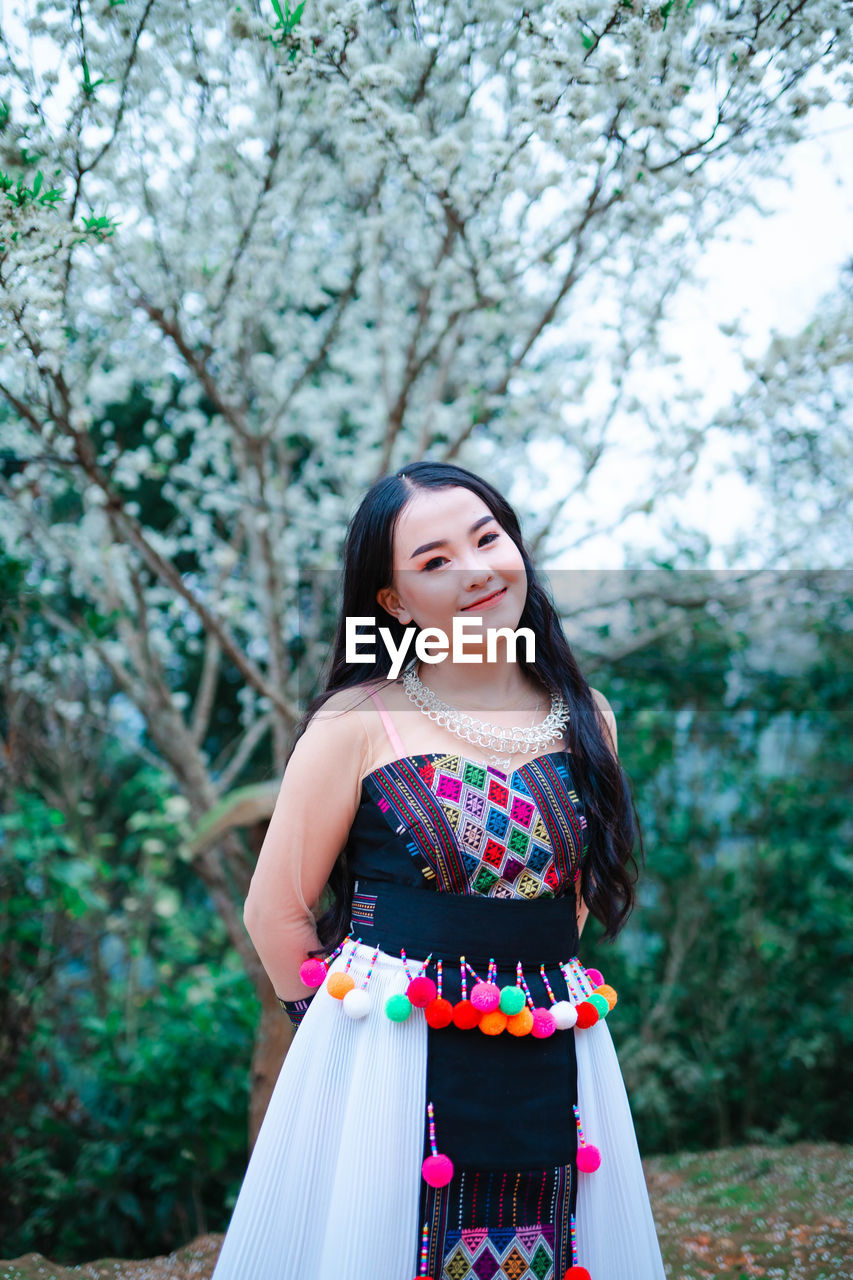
[211,689,666,1280]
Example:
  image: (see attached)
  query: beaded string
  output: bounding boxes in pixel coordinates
[517,961,536,1011]
[436,958,443,999]
[417,1220,429,1277]
[562,960,583,1004]
[459,955,468,1000]
[570,1211,579,1266]
[539,964,558,1005]
[426,1101,440,1158]
[464,959,485,985]
[359,940,381,989]
[419,951,433,975]
[569,956,594,996]
[401,948,414,983]
[573,1103,588,1148]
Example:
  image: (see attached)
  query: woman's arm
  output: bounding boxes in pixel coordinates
[243,694,367,1002]
[576,688,620,938]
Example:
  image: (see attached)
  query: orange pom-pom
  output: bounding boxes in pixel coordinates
[479,1009,508,1036]
[506,1006,534,1036]
[595,983,618,1009]
[327,972,355,1000]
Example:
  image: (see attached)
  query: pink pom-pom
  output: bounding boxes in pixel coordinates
[577,1142,602,1172]
[470,981,500,1012]
[407,975,438,1008]
[585,967,604,988]
[299,958,327,987]
[531,1007,556,1038]
[421,1153,454,1187]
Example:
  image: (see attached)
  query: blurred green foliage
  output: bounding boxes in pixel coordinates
[0,769,259,1259]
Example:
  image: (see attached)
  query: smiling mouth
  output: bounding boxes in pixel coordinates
[462,587,507,611]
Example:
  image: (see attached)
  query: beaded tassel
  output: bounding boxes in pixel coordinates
[502,960,533,1036]
[452,954,480,1029]
[298,936,349,988]
[574,1103,602,1171]
[424,958,454,1028]
[342,939,380,1020]
[407,951,436,1008]
[563,1211,592,1278]
[411,1219,434,1280]
[540,962,578,1030]
[421,1100,454,1187]
[326,939,360,1000]
[518,961,555,1038]
[386,947,415,1021]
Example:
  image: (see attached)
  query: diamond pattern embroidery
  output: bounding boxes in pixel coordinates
[428,758,560,899]
[444,1248,472,1279]
[441,1226,556,1280]
[529,1242,553,1280]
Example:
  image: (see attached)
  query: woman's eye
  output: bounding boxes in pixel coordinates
[423,531,499,571]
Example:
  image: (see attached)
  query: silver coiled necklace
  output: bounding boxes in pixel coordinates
[401,661,570,768]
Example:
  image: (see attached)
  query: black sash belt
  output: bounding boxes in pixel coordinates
[350,879,580,1171]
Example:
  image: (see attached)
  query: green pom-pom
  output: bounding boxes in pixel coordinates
[499,985,526,1015]
[589,993,610,1018]
[385,993,412,1021]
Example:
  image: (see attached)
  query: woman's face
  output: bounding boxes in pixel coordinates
[375,485,528,648]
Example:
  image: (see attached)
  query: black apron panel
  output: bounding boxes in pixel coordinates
[350,880,581,1170]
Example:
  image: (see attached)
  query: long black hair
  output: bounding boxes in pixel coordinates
[289,460,643,952]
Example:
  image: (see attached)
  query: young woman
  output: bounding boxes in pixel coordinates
[211,461,666,1280]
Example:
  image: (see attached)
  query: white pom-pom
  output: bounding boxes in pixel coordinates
[342,988,370,1020]
[551,1000,578,1030]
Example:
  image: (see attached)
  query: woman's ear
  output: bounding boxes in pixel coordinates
[376,586,412,625]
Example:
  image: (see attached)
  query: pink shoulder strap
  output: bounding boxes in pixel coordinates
[368,689,407,756]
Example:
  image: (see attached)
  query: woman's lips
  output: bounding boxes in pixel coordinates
[461,586,507,611]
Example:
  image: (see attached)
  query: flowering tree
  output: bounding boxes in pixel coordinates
[1,0,850,1125]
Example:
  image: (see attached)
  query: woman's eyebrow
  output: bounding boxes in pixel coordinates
[409,514,496,559]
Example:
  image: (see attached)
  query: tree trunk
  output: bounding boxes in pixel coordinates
[248,975,294,1149]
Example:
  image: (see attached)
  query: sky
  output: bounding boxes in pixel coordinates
[522,102,853,571]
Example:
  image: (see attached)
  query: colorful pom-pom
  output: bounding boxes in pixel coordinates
[531,1007,557,1038]
[326,972,355,1000]
[424,996,454,1028]
[407,975,438,1008]
[575,1001,600,1028]
[585,967,604,988]
[421,1153,454,1187]
[563,1268,591,1279]
[298,958,327,987]
[451,999,481,1030]
[385,992,413,1021]
[470,981,501,1012]
[506,1006,534,1036]
[551,1000,578,1030]
[479,1009,508,1035]
[342,987,370,1019]
[589,993,610,1018]
[577,1142,602,1172]
[595,983,618,1009]
[499,985,526,1016]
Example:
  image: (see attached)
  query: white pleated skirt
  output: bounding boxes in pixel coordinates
[210,944,667,1280]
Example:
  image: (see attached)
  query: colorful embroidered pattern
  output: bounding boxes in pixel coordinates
[350,891,377,928]
[421,1164,574,1280]
[363,752,587,898]
[442,1226,555,1279]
